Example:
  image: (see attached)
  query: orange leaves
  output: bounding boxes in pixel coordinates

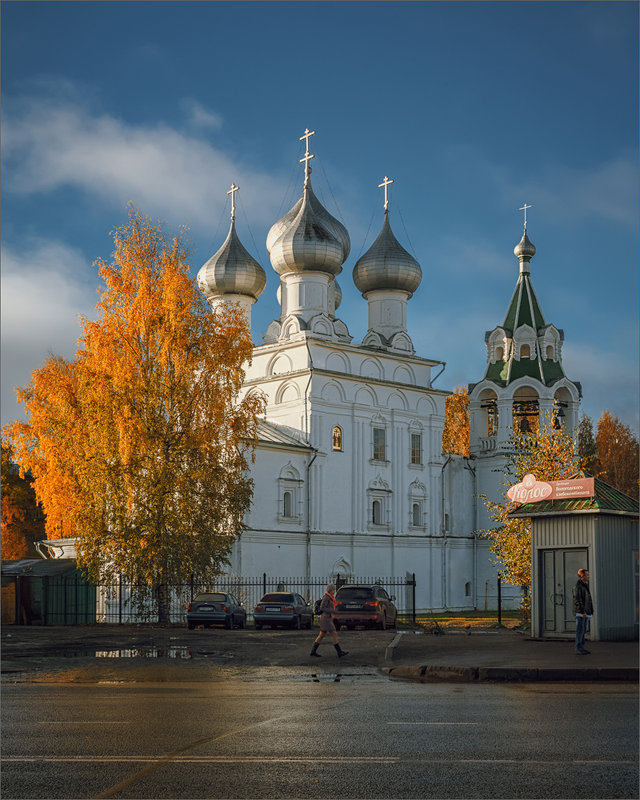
[4,206,264,621]
[594,410,639,499]
[442,385,470,457]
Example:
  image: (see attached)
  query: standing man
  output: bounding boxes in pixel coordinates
[573,568,594,654]
[310,583,349,658]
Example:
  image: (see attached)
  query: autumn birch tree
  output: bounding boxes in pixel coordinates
[1,443,45,559]
[5,208,264,622]
[594,410,639,499]
[480,409,581,618]
[442,385,470,456]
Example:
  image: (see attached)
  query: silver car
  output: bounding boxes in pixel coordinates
[253,592,314,629]
[186,592,246,630]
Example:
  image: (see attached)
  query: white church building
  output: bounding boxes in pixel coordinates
[195,132,583,613]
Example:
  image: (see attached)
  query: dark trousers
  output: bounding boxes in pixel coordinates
[575,615,589,652]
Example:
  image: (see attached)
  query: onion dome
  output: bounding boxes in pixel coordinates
[197,218,266,301]
[353,213,422,296]
[514,229,536,260]
[266,180,350,276]
[329,278,342,312]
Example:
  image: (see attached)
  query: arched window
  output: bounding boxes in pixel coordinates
[546,345,553,359]
[283,491,292,518]
[372,500,382,525]
[412,503,421,527]
[332,426,343,451]
[496,346,504,361]
[520,344,531,358]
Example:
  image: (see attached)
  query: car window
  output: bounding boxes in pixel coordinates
[194,593,226,602]
[260,593,294,603]
[336,587,373,601]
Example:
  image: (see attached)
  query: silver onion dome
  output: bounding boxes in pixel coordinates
[353,214,422,296]
[514,229,536,260]
[267,180,350,276]
[197,219,266,301]
[329,277,342,312]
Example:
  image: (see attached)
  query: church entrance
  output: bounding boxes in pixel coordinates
[539,548,588,637]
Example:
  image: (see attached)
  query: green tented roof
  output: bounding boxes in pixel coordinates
[503,274,546,332]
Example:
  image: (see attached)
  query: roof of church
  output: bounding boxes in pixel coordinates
[198,218,266,300]
[352,212,422,296]
[256,419,311,449]
[509,477,639,518]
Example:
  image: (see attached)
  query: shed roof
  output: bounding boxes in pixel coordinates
[1,558,80,577]
[509,478,639,518]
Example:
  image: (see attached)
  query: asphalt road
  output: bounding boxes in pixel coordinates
[2,676,637,799]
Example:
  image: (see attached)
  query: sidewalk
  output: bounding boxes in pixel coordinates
[385,629,639,682]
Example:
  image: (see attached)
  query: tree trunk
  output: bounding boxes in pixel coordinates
[156,582,171,625]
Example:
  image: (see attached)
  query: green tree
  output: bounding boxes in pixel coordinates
[5,208,264,623]
[576,413,597,476]
[1,442,46,559]
[480,409,581,618]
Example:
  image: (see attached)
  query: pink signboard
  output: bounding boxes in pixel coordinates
[507,474,594,504]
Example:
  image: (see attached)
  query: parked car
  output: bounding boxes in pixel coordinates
[186,592,246,630]
[253,592,314,629]
[333,585,398,630]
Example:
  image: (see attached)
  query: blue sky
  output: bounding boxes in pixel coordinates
[2,1,638,432]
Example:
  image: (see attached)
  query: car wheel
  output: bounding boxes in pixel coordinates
[239,616,246,629]
[380,613,387,631]
[306,617,313,629]
[292,616,301,630]
[347,624,355,631]
[334,622,341,631]
[224,616,232,630]
[187,622,195,630]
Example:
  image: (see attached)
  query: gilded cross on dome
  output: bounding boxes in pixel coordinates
[227,183,239,221]
[519,203,532,230]
[299,128,315,187]
[379,176,394,213]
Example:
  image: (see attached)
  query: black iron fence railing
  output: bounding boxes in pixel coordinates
[14,573,417,625]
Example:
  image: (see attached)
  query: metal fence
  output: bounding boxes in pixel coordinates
[41,573,417,625]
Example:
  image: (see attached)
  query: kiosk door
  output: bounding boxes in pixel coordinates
[540,548,588,636]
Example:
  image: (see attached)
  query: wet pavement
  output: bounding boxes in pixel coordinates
[1,623,637,683]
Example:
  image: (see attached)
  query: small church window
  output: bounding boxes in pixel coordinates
[373,427,386,461]
[495,346,504,361]
[412,503,421,527]
[283,491,293,518]
[332,426,343,451]
[410,433,422,465]
[546,345,554,359]
[520,344,531,358]
[372,500,382,525]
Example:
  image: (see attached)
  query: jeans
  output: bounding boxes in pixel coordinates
[575,614,589,652]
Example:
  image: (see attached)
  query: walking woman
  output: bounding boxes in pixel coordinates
[310,583,349,658]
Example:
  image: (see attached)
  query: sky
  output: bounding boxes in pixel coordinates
[2,1,638,434]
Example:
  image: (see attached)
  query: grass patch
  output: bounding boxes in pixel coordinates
[397,609,523,631]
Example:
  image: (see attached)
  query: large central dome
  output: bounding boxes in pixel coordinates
[266,180,350,276]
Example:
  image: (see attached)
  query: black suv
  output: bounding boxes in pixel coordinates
[333,585,398,630]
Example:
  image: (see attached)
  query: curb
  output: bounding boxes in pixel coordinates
[385,632,404,661]
[386,664,639,683]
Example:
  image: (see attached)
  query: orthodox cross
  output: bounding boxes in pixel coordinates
[519,203,532,230]
[379,176,394,213]
[227,183,239,221]
[299,128,315,186]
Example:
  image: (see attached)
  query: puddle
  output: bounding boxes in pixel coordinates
[310,672,383,683]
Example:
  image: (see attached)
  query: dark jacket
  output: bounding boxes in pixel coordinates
[573,580,594,615]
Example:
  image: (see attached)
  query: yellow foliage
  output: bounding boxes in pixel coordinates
[4,208,264,621]
[442,385,470,457]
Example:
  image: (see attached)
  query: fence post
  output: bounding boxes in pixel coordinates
[497,577,502,627]
[263,572,267,596]
[42,576,49,626]
[190,574,194,602]
[119,575,123,624]
[412,573,416,625]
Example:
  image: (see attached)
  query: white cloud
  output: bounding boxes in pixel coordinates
[180,98,223,131]
[3,94,284,232]
[443,144,638,229]
[0,238,99,426]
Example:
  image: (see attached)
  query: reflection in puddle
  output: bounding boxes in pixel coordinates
[95,647,192,659]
